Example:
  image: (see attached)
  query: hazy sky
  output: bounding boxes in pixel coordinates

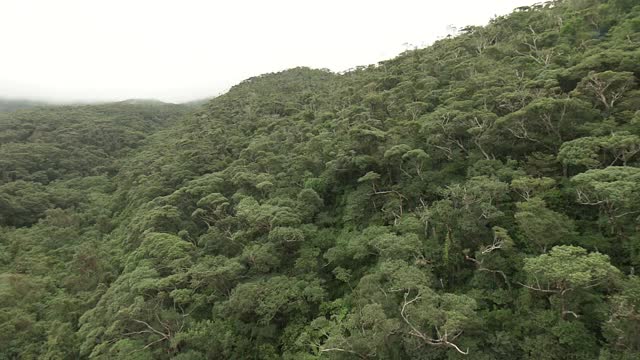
[0,0,539,103]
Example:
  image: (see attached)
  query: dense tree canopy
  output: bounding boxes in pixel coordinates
[1,1,640,359]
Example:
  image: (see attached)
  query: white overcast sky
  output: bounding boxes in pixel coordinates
[0,0,539,103]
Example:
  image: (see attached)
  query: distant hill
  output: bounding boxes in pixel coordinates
[182,97,214,107]
[118,98,172,105]
[0,98,181,112]
[0,98,51,112]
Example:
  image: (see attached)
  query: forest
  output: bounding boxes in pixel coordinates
[1,0,640,359]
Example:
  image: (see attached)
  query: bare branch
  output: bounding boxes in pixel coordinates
[131,319,167,338]
[562,310,580,319]
[400,292,469,355]
[517,281,561,294]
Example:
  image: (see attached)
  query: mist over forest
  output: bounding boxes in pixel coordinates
[1,0,640,359]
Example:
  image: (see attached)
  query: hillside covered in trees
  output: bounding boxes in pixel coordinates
[2,0,640,359]
[0,99,51,113]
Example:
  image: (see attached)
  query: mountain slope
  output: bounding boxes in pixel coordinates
[0,98,51,112]
[2,1,640,359]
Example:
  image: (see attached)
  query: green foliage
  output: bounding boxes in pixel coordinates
[2,1,640,358]
[523,245,620,292]
[515,197,576,252]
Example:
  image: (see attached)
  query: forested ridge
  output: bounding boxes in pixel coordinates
[0,99,50,113]
[2,0,640,358]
